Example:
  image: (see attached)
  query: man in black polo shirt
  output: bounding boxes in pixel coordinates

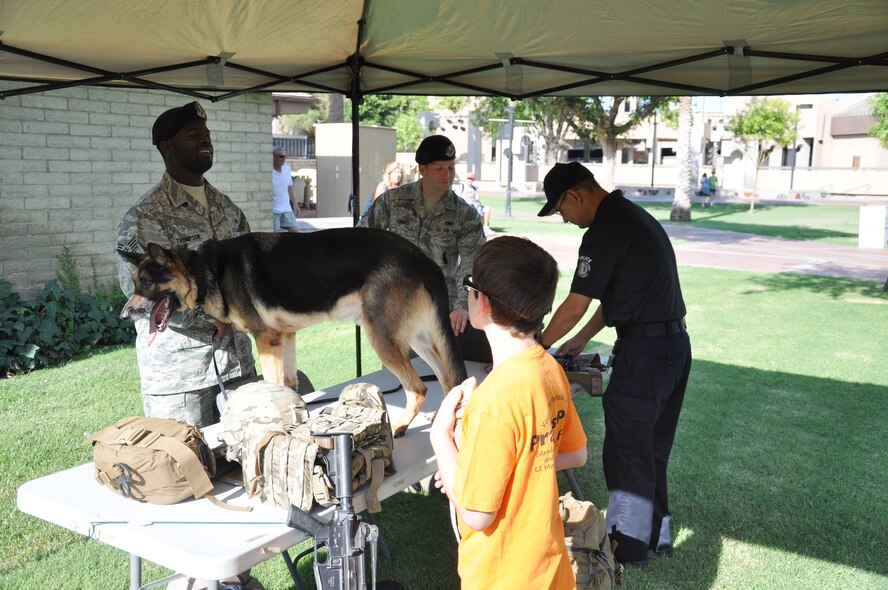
[537,162,692,567]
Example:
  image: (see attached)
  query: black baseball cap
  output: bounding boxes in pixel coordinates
[415,135,456,165]
[538,162,595,216]
[152,101,207,145]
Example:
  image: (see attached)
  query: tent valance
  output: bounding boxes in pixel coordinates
[1,1,886,102]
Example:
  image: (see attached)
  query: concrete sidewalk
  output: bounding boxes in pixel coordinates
[505,212,888,283]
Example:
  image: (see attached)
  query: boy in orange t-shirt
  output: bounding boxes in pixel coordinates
[431,236,588,589]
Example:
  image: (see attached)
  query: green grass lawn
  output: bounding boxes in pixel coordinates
[2,219,886,588]
[482,195,873,247]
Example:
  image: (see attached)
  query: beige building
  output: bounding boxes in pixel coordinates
[431,94,888,197]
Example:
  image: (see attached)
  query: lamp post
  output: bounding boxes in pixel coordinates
[504,103,515,218]
[650,110,658,187]
[789,103,813,190]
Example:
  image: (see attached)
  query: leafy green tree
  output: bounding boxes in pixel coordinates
[727,97,798,211]
[279,95,327,137]
[468,96,575,165]
[565,96,676,190]
[868,93,888,149]
[345,95,431,151]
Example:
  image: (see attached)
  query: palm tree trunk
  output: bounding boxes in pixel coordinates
[327,94,344,123]
[671,97,693,222]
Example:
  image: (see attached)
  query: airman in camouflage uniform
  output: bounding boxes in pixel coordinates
[117,101,255,428]
[358,135,488,360]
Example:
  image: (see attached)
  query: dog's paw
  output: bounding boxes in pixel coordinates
[393,425,408,438]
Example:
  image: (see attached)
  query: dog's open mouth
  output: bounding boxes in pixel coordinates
[148,296,171,346]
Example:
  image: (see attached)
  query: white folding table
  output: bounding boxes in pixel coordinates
[17,359,487,590]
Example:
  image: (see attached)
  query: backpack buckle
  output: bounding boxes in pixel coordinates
[113,462,134,498]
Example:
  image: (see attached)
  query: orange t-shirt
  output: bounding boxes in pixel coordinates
[454,345,587,589]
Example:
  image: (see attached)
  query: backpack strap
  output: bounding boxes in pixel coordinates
[250,430,285,497]
[150,433,252,512]
[366,456,386,513]
[205,493,252,512]
[149,434,215,499]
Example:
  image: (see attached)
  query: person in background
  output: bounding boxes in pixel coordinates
[369,161,404,210]
[536,161,692,567]
[706,168,718,206]
[431,236,587,589]
[463,171,491,231]
[698,173,711,208]
[272,146,300,232]
[359,135,491,363]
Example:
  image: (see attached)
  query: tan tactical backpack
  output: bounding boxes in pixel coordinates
[560,492,623,589]
[86,416,217,505]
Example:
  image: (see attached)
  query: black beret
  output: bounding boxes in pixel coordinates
[415,135,456,165]
[152,101,207,145]
[538,162,595,216]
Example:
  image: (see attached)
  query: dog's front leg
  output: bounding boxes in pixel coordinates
[393,386,428,438]
[255,330,286,386]
[280,332,298,390]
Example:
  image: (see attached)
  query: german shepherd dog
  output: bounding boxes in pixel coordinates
[119,228,467,436]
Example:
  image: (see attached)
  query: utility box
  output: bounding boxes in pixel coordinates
[858,205,888,249]
[315,124,397,218]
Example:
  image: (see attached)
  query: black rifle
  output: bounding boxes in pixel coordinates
[287,432,379,590]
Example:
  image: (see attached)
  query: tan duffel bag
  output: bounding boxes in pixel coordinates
[86,416,218,505]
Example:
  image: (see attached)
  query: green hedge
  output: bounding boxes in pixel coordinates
[0,279,135,376]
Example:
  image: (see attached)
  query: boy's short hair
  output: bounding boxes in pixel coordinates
[472,236,559,335]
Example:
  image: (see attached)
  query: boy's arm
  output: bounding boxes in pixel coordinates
[431,378,496,531]
[555,446,587,471]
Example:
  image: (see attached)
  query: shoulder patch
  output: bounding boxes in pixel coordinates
[576,256,592,278]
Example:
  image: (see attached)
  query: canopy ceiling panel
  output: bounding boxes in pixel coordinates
[1,0,886,100]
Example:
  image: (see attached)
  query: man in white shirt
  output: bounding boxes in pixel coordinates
[272,146,300,232]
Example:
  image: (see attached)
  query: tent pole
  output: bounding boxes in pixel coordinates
[349,49,364,379]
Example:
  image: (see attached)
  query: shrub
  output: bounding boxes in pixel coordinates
[0,279,135,376]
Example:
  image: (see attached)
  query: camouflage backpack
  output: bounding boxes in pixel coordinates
[256,382,396,513]
[217,380,309,498]
[560,492,623,589]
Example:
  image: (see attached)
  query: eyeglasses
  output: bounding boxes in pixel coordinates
[463,275,501,303]
[275,154,287,159]
[554,192,568,216]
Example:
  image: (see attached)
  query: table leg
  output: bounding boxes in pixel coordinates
[130,553,141,590]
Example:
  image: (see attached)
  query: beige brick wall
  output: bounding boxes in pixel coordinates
[0,84,274,298]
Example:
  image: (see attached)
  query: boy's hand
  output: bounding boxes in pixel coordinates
[431,376,476,437]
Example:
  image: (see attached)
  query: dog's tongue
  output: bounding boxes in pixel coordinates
[147,297,171,346]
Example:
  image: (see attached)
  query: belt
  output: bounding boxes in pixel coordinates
[615,319,686,339]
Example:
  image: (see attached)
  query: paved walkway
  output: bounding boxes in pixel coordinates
[508,213,888,283]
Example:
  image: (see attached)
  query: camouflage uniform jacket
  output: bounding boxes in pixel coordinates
[358,179,486,311]
[117,172,255,397]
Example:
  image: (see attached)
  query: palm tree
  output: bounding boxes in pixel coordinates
[671,97,693,222]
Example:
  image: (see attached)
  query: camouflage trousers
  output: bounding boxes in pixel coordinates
[142,371,318,428]
[142,372,260,428]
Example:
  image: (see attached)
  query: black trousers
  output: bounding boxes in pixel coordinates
[602,330,692,562]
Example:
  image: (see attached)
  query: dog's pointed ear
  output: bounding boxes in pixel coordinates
[117,248,147,266]
[146,243,177,270]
